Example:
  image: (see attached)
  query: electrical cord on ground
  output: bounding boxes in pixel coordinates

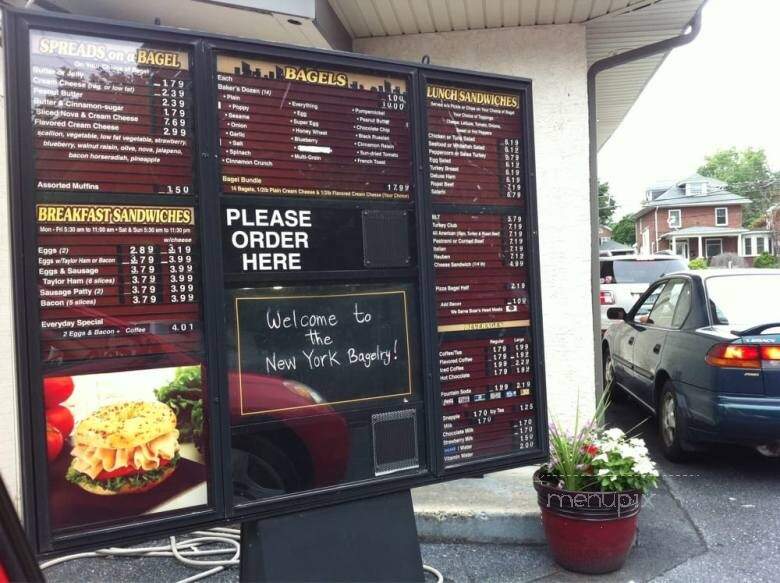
[38,526,445,583]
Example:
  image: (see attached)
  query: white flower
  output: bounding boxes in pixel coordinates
[603,428,625,440]
[593,453,609,462]
[633,458,657,475]
[597,468,611,476]
[629,437,646,447]
[618,443,638,459]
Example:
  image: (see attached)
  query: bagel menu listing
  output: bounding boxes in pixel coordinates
[45,366,208,530]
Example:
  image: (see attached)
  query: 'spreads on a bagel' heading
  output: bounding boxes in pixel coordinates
[31,30,189,70]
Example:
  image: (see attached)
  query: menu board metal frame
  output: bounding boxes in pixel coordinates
[4,8,548,557]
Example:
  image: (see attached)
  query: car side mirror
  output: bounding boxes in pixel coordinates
[607,307,627,321]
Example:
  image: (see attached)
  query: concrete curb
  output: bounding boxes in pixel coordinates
[411,466,544,544]
[415,508,544,545]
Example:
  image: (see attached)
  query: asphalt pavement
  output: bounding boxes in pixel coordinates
[42,397,780,583]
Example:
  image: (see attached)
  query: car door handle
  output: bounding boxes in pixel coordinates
[653,344,661,354]
[628,337,635,346]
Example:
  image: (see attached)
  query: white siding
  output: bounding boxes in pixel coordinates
[0,34,22,514]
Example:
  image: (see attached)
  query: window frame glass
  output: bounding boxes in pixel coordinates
[668,209,681,228]
[705,238,723,258]
[647,279,687,328]
[631,281,667,324]
[715,207,728,226]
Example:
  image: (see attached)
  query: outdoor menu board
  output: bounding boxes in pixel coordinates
[426,82,537,468]
[216,55,412,200]
[7,11,545,556]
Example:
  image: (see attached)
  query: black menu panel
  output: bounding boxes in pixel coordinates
[426,81,538,469]
[30,30,195,196]
[216,55,412,200]
[26,30,210,536]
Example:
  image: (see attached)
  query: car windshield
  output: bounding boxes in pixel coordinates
[600,258,687,284]
[706,274,780,328]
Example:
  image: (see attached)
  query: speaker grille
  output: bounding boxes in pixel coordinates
[362,210,411,268]
[371,410,419,476]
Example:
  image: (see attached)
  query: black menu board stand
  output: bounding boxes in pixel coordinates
[240,490,424,582]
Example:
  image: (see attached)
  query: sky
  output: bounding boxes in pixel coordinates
[597,0,780,219]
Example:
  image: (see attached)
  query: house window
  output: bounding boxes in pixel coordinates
[757,237,766,254]
[744,237,752,256]
[668,209,681,228]
[686,182,706,196]
[715,207,728,226]
[705,239,722,258]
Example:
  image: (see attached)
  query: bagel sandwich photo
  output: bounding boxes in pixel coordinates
[65,401,181,496]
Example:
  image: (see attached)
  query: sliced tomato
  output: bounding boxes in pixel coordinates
[95,457,171,481]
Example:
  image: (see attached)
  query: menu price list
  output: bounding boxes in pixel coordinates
[36,204,203,367]
[433,213,528,333]
[29,30,195,196]
[426,84,522,205]
[216,55,412,200]
[440,336,536,465]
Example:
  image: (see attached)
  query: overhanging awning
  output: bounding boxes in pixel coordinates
[327,0,705,150]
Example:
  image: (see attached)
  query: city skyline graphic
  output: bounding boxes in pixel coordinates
[216,55,407,94]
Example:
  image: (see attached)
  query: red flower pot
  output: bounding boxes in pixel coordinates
[533,469,642,574]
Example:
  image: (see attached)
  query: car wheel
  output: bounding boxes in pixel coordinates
[602,347,625,402]
[603,348,615,392]
[658,380,688,462]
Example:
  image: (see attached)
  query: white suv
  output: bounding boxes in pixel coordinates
[599,255,688,331]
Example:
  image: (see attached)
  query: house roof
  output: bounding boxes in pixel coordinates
[600,239,632,251]
[635,172,752,218]
[647,180,675,191]
[660,226,748,239]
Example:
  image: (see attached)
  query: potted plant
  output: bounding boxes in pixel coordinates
[533,394,659,574]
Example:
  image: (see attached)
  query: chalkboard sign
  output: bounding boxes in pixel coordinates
[229,285,414,416]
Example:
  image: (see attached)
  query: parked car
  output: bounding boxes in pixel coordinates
[602,269,780,460]
[599,255,687,331]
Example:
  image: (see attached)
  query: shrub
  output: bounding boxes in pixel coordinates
[688,257,708,270]
[754,252,778,268]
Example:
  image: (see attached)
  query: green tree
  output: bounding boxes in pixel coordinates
[598,181,616,226]
[698,147,778,226]
[611,214,636,246]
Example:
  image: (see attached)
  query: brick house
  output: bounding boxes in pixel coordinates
[634,173,774,260]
